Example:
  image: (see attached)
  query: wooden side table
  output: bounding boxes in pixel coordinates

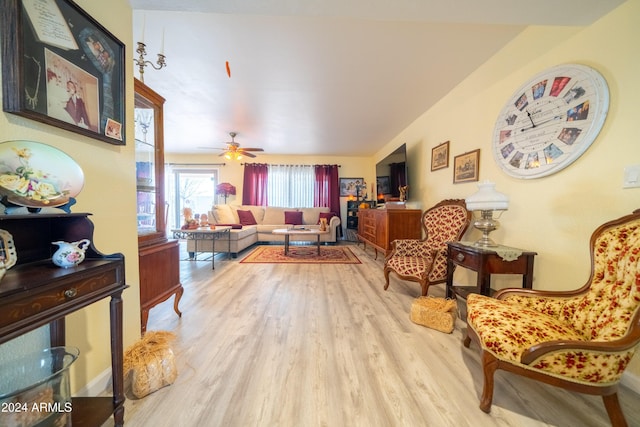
[171,226,232,269]
[446,241,537,299]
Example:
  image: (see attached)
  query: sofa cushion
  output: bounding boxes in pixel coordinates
[211,204,236,224]
[237,209,258,225]
[262,207,288,224]
[298,207,329,225]
[284,211,303,225]
[317,211,337,224]
[230,205,265,223]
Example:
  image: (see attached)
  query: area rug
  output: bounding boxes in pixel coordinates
[240,245,361,264]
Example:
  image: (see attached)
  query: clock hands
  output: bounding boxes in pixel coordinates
[526,110,535,127]
[520,114,564,132]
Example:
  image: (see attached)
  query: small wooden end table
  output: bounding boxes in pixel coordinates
[446,241,537,299]
[272,228,330,255]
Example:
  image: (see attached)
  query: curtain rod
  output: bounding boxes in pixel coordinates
[240,163,341,167]
[166,162,226,166]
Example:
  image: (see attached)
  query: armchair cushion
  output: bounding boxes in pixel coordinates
[388,239,434,258]
[385,253,435,284]
[468,293,635,385]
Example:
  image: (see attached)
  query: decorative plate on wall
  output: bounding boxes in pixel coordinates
[492,64,609,179]
[0,140,84,208]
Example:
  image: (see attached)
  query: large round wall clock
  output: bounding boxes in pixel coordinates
[492,63,609,179]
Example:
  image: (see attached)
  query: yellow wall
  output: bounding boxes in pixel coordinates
[379,0,639,290]
[375,0,640,375]
[0,0,140,392]
[3,0,638,392]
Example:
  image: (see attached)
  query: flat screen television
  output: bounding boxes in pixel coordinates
[375,143,408,203]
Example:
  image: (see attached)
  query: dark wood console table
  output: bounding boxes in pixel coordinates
[0,213,127,426]
[446,241,536,299]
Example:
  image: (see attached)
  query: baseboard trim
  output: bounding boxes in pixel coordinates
[76,367,112,397]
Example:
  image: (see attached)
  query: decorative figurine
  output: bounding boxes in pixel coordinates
[200,212,209,227]
[399,185,408,202]
[181,207,198,229]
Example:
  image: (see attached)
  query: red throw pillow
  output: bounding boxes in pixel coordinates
[236,210,257,225]
[317,212,336,224]
[284,211,303,226]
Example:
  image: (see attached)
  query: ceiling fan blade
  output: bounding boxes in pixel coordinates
[239,148,264,152]
[242,152,257,158]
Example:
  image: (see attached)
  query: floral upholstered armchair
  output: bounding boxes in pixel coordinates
[464,209,640,426]
[384,199,470,296]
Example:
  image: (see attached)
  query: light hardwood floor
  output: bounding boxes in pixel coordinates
[113,242,640,427]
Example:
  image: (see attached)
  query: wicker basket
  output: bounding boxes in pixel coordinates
[410,296,457,333]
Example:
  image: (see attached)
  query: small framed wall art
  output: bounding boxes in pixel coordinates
[431,141,450,171]
[339,177,365,197]
[376,176,391,195]
[453,149,480,183]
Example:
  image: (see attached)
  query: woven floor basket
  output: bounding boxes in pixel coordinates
[410,296,457,333]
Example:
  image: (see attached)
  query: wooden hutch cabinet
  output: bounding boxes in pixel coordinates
[357,208,422,258]
[346,200,375,229]
[135,79,182,334]
[0,213,127,426]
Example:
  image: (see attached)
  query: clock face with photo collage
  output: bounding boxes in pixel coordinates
[492,64,609,179]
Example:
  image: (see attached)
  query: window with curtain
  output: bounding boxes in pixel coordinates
[268,165,314,208]
[243,164,339,212]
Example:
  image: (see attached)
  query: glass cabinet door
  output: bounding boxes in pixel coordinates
[135,79,166,245]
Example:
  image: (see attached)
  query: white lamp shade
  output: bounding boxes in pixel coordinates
[465,180,509,211]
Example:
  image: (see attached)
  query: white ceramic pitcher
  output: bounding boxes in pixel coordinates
[51,239,90,268]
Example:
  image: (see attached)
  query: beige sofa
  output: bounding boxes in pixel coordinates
[185,204,341,256]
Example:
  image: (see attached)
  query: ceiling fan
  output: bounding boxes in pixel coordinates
[210,132,264,160]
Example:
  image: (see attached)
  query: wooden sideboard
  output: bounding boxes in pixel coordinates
[357,208,422,258]
[0,213,127,426]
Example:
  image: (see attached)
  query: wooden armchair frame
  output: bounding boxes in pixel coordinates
[464,209,640,427]
[384,199,470,296]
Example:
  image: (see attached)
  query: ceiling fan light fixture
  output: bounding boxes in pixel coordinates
[224,150,243,160]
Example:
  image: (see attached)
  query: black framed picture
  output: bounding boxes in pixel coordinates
[376,176,390,195]
[1,0,126,144]
[339,177,364,197]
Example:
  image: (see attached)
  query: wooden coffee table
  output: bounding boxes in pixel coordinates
[272,228,330,255]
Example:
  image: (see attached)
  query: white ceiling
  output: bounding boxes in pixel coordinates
[128,0,624,156]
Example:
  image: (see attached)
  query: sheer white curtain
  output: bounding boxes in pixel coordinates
[267,165,314,207]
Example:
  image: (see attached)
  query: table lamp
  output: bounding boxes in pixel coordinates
[465,181,509,247]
